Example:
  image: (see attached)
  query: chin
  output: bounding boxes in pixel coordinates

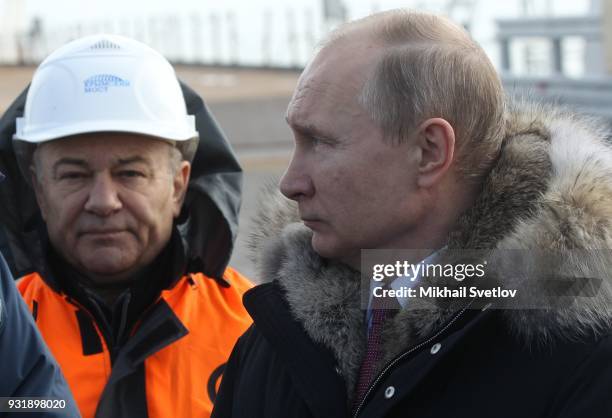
[77,251,136,280]
[82,262,132,280]
[311,235,346,260]
[311,234,363,270]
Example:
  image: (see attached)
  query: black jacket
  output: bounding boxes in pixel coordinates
[215,282,612,418]
[0,251,81,417]
[213,104,612,417]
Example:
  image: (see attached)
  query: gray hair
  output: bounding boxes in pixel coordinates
[326,10,506,180]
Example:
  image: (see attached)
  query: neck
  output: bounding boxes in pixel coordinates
[50,250,152,306]
[77,266,150,305]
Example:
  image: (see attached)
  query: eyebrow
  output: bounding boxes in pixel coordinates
[52,158,88,173]
[51,156,152,174]
[285,116,330,139]
[116,156,151,166]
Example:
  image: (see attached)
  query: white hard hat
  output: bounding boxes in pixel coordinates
[14,34,198,143]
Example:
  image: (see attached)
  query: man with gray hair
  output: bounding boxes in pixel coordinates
[213,10,612,418]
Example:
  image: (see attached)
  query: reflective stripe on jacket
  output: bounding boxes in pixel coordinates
[18,268,252,418]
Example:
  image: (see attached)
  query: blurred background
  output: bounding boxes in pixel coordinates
[1,0,610,278]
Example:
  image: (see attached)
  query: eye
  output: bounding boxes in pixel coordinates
[118,170,145,178]
[299,134,327,147]
[293,130,336,150]
[58,171,89,180]
[311,136,323,146]
[311,135,336,148]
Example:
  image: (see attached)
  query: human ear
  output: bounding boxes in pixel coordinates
[172,161,191,218]
[415,118,455,188]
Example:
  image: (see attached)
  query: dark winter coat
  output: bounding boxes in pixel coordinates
[212,104,612,418]
[0,249,81,417]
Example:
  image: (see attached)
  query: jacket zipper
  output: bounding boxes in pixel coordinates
[352,299,476,418]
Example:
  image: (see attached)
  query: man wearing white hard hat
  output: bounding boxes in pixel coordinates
[0,35,253,418]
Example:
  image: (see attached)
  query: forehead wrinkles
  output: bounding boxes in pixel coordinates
[287,76,330,122]
[36,138,164,170]
[287,75,366,132]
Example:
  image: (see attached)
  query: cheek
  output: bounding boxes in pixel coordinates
[333,165,412,228]
[310,156,376,225]
[124,191,174,236]
[330,166,377,208]
[43,193,84,240]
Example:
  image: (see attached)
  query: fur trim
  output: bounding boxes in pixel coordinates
[249,189,366,396]
[249,102,612,398]
[496,104,612,343]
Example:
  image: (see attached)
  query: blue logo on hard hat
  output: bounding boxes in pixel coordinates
[83,74,130,93]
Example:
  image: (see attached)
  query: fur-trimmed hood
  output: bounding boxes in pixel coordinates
[250,102,612,396]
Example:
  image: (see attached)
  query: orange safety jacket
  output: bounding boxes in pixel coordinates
[18,268,253,418]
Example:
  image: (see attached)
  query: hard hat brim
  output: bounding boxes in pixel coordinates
[13,117,198,143]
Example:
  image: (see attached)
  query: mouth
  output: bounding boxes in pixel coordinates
[80,229,127,238]
[301,218,324,229]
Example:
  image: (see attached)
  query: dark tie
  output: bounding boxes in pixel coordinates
[352,289,400,410]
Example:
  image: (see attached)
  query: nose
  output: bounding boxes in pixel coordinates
[84,173,122,216]
[279,152,314,201]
